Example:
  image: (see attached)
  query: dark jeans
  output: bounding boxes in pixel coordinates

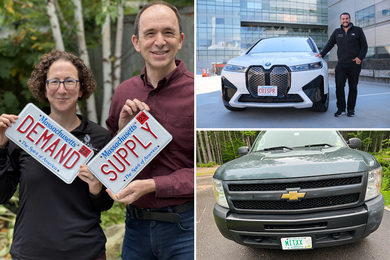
[121,207,194,260]
[335,62,362,111]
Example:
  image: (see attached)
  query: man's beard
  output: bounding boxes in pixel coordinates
[343,22,350,28]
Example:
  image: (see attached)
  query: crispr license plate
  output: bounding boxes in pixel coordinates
[5,103,93,184]
[87,110,172,195]
[280,237,312,250]
[258,86,277,96]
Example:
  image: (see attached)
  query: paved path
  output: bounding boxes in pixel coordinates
[196,75,390,128]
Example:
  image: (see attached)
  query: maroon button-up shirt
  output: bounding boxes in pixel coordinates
[106,60,194,209]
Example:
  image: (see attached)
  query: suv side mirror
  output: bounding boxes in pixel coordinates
[238,146,249,156]
[347,138,362,148]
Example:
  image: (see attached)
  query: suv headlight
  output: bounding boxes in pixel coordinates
[213,178,229,208]
[223,64,247,73]
[365,167,382,201]
[290,61,322,72]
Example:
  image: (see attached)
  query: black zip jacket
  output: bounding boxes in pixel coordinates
[320,23,368,64]
[0,111,113,260]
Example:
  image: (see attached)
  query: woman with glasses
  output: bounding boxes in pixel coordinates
[0,49,113,259]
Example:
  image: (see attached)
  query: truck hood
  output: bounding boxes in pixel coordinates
[214,147,379,181]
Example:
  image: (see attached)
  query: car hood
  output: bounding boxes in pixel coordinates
[227,52,321,68]
[214,147,380,181]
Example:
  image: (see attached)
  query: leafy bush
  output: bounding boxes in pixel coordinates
[100,202,126,230]
[197,161,218,168]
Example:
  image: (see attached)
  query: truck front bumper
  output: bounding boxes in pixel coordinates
[213,194,384,249]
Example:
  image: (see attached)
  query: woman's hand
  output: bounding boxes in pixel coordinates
[78,164,103,196]
[0,114,18,148]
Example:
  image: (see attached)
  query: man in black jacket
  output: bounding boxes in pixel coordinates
[316,12,368,117]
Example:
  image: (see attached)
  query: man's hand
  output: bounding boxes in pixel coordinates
[78,164,103,196]
[106,179,156,204]
[118,99,150,132]
[0,114,18,148]
[315,53,322,58]
[353,57,362,64]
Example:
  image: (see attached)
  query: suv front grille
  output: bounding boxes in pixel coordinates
[246,66,291,97]
[233,194,360,210]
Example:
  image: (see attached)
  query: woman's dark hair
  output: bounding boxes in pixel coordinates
[28,49,96,102]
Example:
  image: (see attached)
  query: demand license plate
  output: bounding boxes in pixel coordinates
[281,237,312,250]
[5,103,93,184]
[258,86,277,96]
[87,110,172,195]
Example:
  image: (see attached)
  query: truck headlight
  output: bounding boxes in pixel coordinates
[213,178,229,208]
[365,167,382,201]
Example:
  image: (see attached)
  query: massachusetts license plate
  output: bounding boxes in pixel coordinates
[5,103,93,184]
[87,110,172,195]
[280,237,312,250]
[258,86,277,96]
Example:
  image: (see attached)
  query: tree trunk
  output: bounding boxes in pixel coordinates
[100,0,112,127]
[46,0,64,51]
[72,0,98,123]
[228,131,237,158]
[204,131,213,163]
[196,135,202,164]
[113,0,124,90]
[198,131,207,164]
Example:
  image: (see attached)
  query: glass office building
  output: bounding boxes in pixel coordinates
[196,0,329,74]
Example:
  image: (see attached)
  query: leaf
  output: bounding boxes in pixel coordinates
[3,91,19,109]
[6,4,15,14]
[30,36,37,40]
[31,43,40,49]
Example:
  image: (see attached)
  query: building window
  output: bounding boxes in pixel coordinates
[356,5,375,27]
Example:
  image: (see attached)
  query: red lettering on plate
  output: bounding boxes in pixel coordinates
[108,156,126,173]
[35,129,54,149]
[54,143,73,163]
[63,150,80,169]
[141,122,157,139]
[44,138,61,156]
[17,115,34,134]
[101,164,117,181]
[116,147,131,166]
[136,112,149,124]
[124,139,139,157]
[133,134,151,149]
[78,145,91,158]
[26,122,44,143]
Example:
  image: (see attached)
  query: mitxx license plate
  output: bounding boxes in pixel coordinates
[5,103,93,184]
[280,237,312,250]
[87,110,172,195]
[258,85,277,96]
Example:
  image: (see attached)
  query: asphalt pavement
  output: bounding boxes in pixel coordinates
[195,75,390,128]
[196,173,390,260]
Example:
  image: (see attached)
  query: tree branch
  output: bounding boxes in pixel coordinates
[12,0,50,18]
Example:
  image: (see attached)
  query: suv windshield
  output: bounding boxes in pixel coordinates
[252,131,346,152]
[249,38,314,53]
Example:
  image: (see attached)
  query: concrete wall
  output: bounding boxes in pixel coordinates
[326,59,390,83]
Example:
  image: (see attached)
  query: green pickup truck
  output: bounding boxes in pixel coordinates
[213,130,384,250]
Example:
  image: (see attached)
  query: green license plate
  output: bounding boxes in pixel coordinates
[280,237,312,250]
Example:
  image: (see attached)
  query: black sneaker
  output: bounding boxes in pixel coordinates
[347,110,355,117]
[334,110,346,117]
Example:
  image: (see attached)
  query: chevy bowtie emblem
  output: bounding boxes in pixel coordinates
[281,190,306,201]
[265,62,271,66]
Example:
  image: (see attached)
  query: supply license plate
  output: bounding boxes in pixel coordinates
[280,237,312,250]
[87,110,172,195]
[258,86,277,96]
[5,103,93,184]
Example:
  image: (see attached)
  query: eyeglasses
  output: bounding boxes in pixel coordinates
[45,79,79,90]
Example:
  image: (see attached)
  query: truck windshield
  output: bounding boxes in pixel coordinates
[252,131,346,152]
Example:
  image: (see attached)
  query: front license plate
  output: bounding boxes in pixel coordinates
[5,103,93,184]
[258,86,277,96]
[87,110,172,195]
[280,237,312,250]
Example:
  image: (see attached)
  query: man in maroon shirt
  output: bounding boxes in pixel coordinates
[105,1,194,259]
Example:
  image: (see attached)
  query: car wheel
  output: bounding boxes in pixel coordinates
[311,93,329,112]
[224,104,247,111]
